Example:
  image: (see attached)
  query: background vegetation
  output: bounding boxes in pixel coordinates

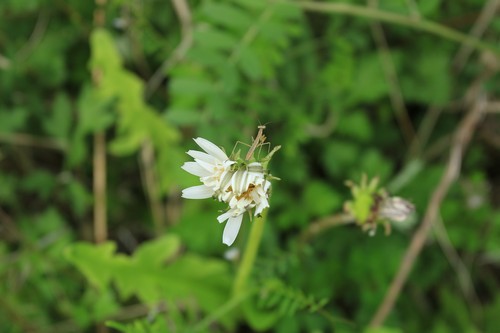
[0,0,499,332]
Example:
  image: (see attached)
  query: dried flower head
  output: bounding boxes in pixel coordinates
[344,174,415,236]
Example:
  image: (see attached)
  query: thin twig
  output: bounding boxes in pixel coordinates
[93,134,107,244]
[0,297,40,333]
[16,10,50,62]
[367,0,417,147]
[369,96,487,327]
[92,1,108,247]
[305,111,339,138]
[92,3,109,333]
[409,106,443,159]
[229,7,274,64]
[404,0,421,19]
[139,141,165,234]
[0,132,67,151]
[288,1,499,55]
[485,101,500,112]
[145,0,192,100]
[300,213,354,243]
[433,216,483,319]
[0,53,11,69]
[453,0,500,72]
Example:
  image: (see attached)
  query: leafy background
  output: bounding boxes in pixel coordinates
[0,0,499,332]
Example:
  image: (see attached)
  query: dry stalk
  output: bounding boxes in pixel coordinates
[369,95,487,327]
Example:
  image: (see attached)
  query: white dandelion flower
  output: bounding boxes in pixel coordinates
[180,132,278,246]
[181,137,235,199]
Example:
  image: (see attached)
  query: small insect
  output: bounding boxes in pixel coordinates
[245,124,266,160]
[230,124,271,160]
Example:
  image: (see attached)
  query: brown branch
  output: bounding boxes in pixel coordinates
[91,4,109,333]
[433,216,482,317]
[0,132,67,151]
[0,53,11,69]
[300,213,354,243]
[92,0,108,245]
[452,0,500,72]
[93,132,107,244]
[367,0,417,147]
[16,10,50,62]
[369,96,487,327]
[485,101,500,113]
[139,141,165,233]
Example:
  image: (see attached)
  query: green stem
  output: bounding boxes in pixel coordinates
[192,290,253,332]
[232,211,268,298]
[284,1,499,55]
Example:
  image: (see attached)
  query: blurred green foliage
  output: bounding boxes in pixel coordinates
[0,0,499,332]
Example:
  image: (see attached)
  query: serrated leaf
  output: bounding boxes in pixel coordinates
[65,242,118,290]
[202,3,253,30]
[133,235,180,267]
[238,46,263,80]
[170,77,214,96]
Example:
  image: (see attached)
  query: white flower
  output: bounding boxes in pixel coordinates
[181,137,234,199]
[217,164,271,246]
[181,137,275,247]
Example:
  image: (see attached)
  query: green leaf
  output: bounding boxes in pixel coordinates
[348,54,388,104]
[322,139,360,178]
[133,235,180,267]
[238,46,263,80]
[337,111,373,142]
[65,242,119,290]
[364,327,403,333]
[302,181,342,217]
[89,28,122,72]
[170,77,214,96]
[0,107,28,133]
[194,28,238,51]
[243,295,281,331]
[20,169,56,200]
[401,50,451,105]
[202,3,253,30]
[44,92,72,139]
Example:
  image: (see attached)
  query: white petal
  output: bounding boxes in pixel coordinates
[223,214,244,246]
[232,170,250,195]
[195,158,217,173]
[181,185,214,199]
[187,150,217,164]
[255,196,269,216]
[181,162,211,177]
[217,210,233,223]
[194,137,228,162]
[263,180,271,192]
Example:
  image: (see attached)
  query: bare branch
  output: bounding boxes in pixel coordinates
[145,0,193,100]
[369,96,487,327]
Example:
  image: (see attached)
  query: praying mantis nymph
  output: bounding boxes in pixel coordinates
[245,125,266,161]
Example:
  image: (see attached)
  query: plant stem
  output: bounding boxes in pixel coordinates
[193,290,253,332]
[233,211,267,298]
[285,1,499,55]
